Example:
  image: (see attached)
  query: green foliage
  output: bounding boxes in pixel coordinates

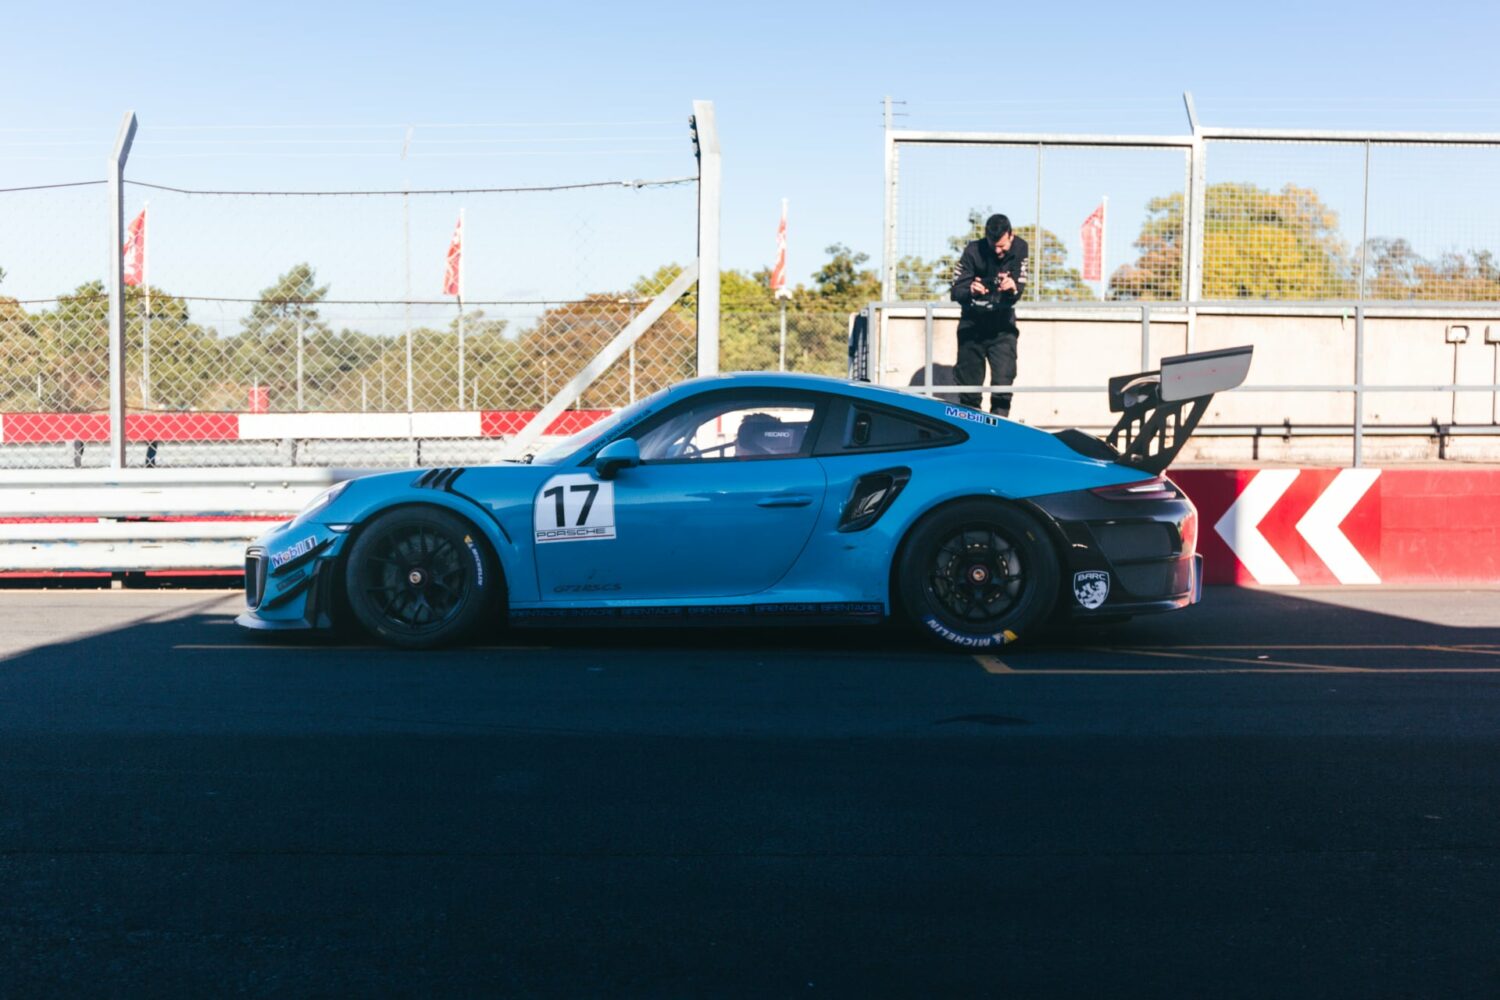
[1363,239,1500,300]
[1111,184,1354,300]
[896,208,1096,301]
[6,188,1495,415]
[812,244,881,311]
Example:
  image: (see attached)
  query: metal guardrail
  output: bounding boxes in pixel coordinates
[0,468,364,572]
[866,300,1500,466]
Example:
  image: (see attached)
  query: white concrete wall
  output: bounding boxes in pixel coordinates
[873,305,1500,464]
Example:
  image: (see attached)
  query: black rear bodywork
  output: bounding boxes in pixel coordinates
[1027,482,1201,617]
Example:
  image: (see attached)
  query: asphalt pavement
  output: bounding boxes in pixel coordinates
[2,586,1499,997]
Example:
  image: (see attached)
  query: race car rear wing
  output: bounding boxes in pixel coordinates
[1095,346,1253,474]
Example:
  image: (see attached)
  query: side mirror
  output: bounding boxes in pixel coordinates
[594,438,641,480]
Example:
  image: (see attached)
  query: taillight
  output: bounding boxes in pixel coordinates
[1090,477,1178,501]
[1181,509,1199,554]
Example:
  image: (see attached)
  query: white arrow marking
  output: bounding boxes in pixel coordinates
[1295,468,1381,585]
[1214,469,1300,585]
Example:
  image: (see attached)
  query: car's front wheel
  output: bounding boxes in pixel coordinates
[897,499,1059,650]
[344,507,498,648]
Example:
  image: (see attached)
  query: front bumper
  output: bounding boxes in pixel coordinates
[1028,485,1202,617]
[235,523,347,632]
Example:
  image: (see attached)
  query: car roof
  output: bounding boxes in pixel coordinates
[668,371,963,419]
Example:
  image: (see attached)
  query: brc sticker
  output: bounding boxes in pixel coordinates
[1073,570,1111,609]
[534,474,616,544]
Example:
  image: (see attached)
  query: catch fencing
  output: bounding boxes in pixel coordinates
[883,98,1500,306]
[878,97,1500,463]
[0,108,715,469]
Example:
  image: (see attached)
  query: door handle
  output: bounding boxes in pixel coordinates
[756,494,814,508]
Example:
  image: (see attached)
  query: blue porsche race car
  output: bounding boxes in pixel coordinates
[237,347,1251,650]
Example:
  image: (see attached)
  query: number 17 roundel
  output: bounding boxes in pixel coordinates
[533,474,616,544]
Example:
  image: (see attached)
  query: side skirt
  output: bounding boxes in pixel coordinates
[508,602,887,629]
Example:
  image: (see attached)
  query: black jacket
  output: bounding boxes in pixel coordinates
[949,235,1029,335]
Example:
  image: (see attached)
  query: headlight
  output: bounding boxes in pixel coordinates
[291,481,350,525]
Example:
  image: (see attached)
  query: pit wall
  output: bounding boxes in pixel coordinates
[873,306,1500,464]
[1172,467,1500,587]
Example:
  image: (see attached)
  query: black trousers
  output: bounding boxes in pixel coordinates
[955,329,1018,415]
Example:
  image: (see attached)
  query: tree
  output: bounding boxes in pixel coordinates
[1363,239,1500,301]
[897,209,1095,302]
[1111,184,1354,300]
[811,244,881,311]
[228,263,333,406]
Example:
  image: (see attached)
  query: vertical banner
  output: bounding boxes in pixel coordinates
[1080,200,1105,284]
[123,208,146,287]
[444,211,466,408]
[770,198,789,299]
[442,213,463,297]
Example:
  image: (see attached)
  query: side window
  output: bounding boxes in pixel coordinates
[633,395,819,462]
[816,400,965,455]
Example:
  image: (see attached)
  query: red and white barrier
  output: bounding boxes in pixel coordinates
[0,456,1495,584]
[1174,468,1500,587]
[0,410,612,444]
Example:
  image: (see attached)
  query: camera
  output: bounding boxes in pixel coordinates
[969,269,1011,311]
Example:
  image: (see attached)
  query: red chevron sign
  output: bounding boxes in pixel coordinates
[1173,468,1500,586]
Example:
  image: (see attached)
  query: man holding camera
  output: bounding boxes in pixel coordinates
[949,213,1029,417]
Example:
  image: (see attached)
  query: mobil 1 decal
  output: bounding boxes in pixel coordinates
[534,474,616,544]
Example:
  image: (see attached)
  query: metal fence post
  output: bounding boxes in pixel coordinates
[456,206,467,410]
[295,309,305,410]
[1183,93,1206,304]
[881,97,897,301]
[106,111,138,470]
[1033,143,1043,302]
[693,99,721,376]
[1358,141,1371,301]
[923,302,934,396]
[1140,303,1152,370]
[1353,304,1365,467]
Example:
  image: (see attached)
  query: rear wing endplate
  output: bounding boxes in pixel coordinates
[1105,346,1253,474]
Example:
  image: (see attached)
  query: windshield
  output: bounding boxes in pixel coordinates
[529,387,671,464]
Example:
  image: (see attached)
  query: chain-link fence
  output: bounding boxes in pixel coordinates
[886,129,1500,305]
[0,117,706,469]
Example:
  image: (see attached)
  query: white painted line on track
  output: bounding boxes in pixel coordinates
[973,655,1012,674]
[1082,646,1364,672]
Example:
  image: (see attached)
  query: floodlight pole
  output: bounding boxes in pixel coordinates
[107,111,138,469]
[693,100,720,376]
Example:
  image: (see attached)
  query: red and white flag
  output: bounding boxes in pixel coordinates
[1080,200,1106,283]
[770,199,790,299]
[123,207,146,287]
[442,211,464,297]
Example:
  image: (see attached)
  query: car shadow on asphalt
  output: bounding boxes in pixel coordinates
[223,586,1500,663]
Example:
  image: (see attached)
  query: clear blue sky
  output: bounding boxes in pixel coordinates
[3,0,1499,318]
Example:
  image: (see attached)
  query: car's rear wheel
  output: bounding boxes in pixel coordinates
[344,507,498,648]
[897,499,1059,650]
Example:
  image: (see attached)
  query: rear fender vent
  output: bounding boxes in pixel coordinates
[838,467,911,533]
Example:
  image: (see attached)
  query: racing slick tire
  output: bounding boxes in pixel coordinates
[343,507,499,649]
[897,499,1060,650]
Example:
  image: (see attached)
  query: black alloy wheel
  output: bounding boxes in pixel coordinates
[897,499,1059,649]
[928,525,1026,624]
[344,507,497,648]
